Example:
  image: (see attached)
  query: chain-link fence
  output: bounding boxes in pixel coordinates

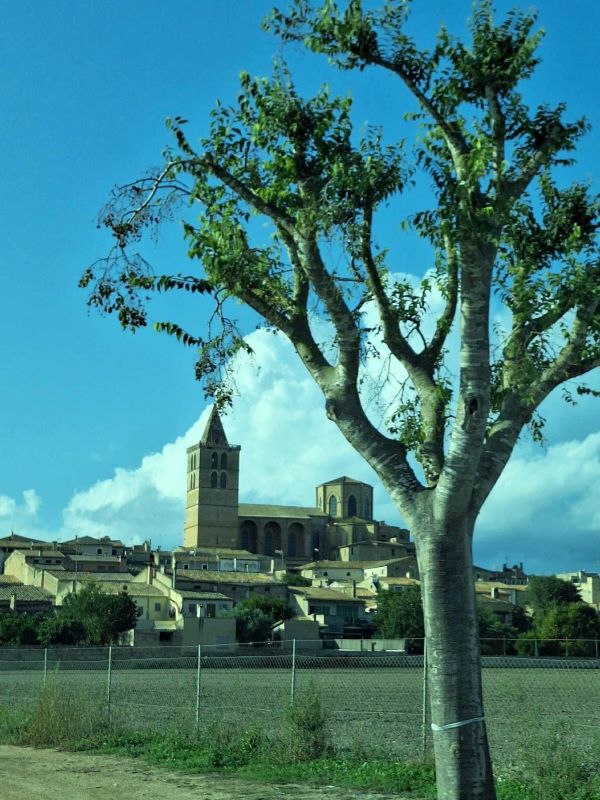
[1,639,599,764]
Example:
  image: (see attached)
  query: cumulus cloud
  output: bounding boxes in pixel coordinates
[58,329,401,548]
[0,489,41,528]
[475,433,600,574]
[10,277,598,575]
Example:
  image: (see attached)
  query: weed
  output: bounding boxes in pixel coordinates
[283,682,333,763]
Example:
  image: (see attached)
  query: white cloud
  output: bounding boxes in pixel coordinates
[57,328,404,548]
[476,433,600,573]
[0,489,40,527]
[7,275,599,574]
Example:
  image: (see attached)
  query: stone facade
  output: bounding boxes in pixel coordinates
[182,408,410,562]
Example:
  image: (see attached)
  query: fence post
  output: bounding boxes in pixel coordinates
[43,648,48,688]
[502,636,506,657]
[421,638,428,759]
[534,639,539,658]
[106,646,113,724]
[291,639,297,704]
[195,644,202,735]
[596,639,599,659]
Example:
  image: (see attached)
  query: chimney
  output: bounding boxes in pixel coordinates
[490,587,498,599]
[351,580,356,598]
[147,566,154,586]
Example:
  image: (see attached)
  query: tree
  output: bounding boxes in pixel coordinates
[0,612,44,645]
[60,584,139,645]
[527,575,581,616]
[233,595,293,642]
[517,602,600,656]
[37,615,87,646]
[82,3,600,797]
[372,585,425,641]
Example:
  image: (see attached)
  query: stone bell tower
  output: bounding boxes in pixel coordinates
[183,407,240,549]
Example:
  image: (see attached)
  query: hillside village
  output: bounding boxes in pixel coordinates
[1,408,598,649]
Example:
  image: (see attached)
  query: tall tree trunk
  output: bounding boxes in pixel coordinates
[415,511,496,800]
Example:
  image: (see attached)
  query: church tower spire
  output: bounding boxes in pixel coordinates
[200,405,229,447]
[183,407,240,549]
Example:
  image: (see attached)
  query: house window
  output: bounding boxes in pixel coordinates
[189,603,196,613]
[202,563,208,570]
[112,548,117,556]
[154,603,161,612]
[159,631,173,642]
[97,548,102,554]
[183,564,189,570]
[206,604,216,618]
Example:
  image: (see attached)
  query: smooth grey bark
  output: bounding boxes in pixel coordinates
[415,509,496,800]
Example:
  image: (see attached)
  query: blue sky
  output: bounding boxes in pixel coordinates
[1,1,599,574]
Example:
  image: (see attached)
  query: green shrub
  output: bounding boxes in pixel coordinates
[284,683,333,763]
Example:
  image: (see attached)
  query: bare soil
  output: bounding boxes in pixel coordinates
[0,745,403,800]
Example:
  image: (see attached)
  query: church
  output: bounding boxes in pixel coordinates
[183,407,413,564]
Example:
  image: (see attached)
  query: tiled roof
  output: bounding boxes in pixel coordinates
[68,554,123,562]
[101,583,166,597]
[0,586,53,602]
[300,557,415,570]
[22,550,65,559]
[289,586,365,603]
[377,577,420,586]
[475,581,528,592]
[173,590,233,601]
[0,575,23,585]
[238,503,327,519]
[173,547,258,559]
[176,569,279,585]
[61,536,124,546]
[46,570,135,582]
[0,534,46,547]
[320,476,366,485]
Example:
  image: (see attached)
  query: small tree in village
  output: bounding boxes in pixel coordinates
[81,2,600,797]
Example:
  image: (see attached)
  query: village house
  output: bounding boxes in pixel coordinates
[557,571,600,609]
[287,585,369,636]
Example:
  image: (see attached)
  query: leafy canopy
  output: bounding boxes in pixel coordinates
[82,0,600,520]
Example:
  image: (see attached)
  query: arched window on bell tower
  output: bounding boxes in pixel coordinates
[221,453,227,470]
[211,472,218,488]
[211,452,218,468]
[328,496,337,517]
[220,472,227,489]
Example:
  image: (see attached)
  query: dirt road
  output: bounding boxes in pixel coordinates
[0,745,403,800]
